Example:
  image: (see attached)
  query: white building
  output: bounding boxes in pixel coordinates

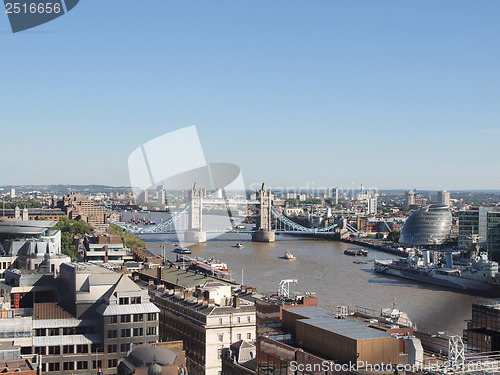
[437,190,451,206]
[149,282,256,375]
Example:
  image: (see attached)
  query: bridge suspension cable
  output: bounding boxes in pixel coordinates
[116,205,191,234]
[270,206,339,233]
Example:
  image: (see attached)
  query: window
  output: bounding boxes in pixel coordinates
[108,359,117,368]
[107,330,117,339]
[133,327,143,336]
[63,345,74,354]
[219,318,223,325]
[48,346,60,355]
[121,314,131,323]
[48,363,60,372]
[107,315,118,324]
[92,360,102,369]
[247,316,251,323]
[77,361,88,370]
[63,327,75,335]
[121,343,129,352]
[35,347,46,355]
[119,297,129,305]
[237,317,241,323]
[77,344,89,353]
[121,329,131,337]
[247,333,251,340]
[131,296,142,304]
[237,334,241,340]
[107,345,117,353]
[218,334,224,342]
[133,313,143,322]
[147,313,157,321]
[218,349,222,359]
[49,328,60,336]
[63,362,74,371]
[146,327,157,336]
[35,328,46,336]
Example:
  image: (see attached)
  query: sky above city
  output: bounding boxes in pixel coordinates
[1,0,500,190]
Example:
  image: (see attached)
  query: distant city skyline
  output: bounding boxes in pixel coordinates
[1,1,499,189]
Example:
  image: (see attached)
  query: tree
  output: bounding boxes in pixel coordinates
[53,218,93,261]
[109,224,146,251]
[375,232,384,239]
[387,230,401,243]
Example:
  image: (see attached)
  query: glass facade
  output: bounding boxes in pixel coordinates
[464,303,500,353]
[487,211,500,261]
[399,205,452,246]
[458,207,492,250]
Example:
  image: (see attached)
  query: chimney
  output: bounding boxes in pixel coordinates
[184,290,193,299]
[233,296,240,308]
[157,266,164,281]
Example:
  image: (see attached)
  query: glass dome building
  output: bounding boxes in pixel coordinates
[399,204,452,246]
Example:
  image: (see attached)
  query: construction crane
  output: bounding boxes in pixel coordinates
[278,279,298,300]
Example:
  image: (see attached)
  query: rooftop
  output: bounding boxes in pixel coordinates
[0,220,57,235]
[287,306,393,340]
[140,265,235,289]
[33,302,74,320]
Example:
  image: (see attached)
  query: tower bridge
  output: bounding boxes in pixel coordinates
[116,183,357,242]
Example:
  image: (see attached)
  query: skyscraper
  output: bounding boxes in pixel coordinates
[404,190,416,211]
[437,190,451,206]
[330,187,338,205]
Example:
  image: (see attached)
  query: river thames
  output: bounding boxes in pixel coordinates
[140,232,492,335]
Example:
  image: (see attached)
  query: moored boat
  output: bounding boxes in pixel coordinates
[344,249,369,257]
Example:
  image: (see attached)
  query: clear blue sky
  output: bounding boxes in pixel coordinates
[1,0,499,190]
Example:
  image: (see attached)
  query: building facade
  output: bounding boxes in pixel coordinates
[399,205,452,246]
[147,282,256,375]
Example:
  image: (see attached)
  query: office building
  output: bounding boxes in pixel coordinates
[330,187,338,205]
[221,341,256,375]
[404,190,416,211]
[257,306,411,374]
[117,342,187,375]
[10,188,15,199]
[0,221,67,279]
[464,302,500,353]
[487,209,500,261]
[458,207,493,250]
[367,196,377,215]
[0,261,159,375]
[399,205,452,246]
[437,190,451,206]
[146,282,256,375]
[83,234,133,266]
[59,193,111,227]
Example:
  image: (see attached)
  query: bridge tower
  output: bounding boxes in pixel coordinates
[252,182,276,242]
[184,183,207,244]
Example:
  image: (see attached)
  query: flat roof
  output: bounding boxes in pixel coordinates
[0,221,57,235]
[299,317,393,340]
[287,306,393,340]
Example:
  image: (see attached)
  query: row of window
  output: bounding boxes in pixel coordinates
[35,344,90,355]
[218,316,252,325]
[119,296,142,305]
[106,313,157,324]
[35,326,92,336]
[45,359,114,372]
[218,332,252,342]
